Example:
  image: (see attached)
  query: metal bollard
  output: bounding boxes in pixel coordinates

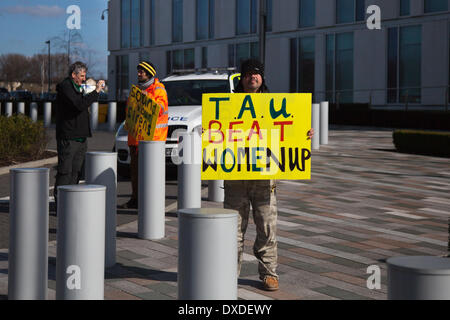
[85,152,117,268]
[56,185,106,300]
[44,102,52,127]
[6,102,12,117]
[320,101,329,145]
[387,256,450,300]
[90,102,98,131]
[8,168,49,300]
[178,208,238,300]
[177,132,202,210]
[311,103,320,150]
[17,102,25,115]
[208,180,224,202]
[30,102,38,122]
[108,102,117,132]
[138,141,166,240]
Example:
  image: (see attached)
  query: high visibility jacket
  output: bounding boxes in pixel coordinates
[127,78,169,146]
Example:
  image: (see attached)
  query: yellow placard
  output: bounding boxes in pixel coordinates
[125,85,160,141]
[202,93,312,180]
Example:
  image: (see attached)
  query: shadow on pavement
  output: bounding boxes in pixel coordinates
[371,148,398,153]
[0,202,8,214]
[238,278,263,290]
[165,212,177,218]
[104,263,177,282]
[116,231,138,239]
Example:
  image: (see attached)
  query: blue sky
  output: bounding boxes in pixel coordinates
[0,0,109,77]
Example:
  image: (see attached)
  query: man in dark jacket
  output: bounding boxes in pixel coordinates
[54,61,105,207]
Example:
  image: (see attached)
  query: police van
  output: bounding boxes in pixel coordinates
[114,68,240,177]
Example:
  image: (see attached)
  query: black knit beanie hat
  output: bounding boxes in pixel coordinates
[240,59,264,78]
[137,61,157,78]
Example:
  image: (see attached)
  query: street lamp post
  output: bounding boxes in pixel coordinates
[45,40,51,93]
[67,30,71,66]
[101,9,109,20]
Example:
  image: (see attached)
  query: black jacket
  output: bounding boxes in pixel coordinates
[55,77,99,140]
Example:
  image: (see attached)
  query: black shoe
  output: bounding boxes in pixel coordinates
[119,198,138,209]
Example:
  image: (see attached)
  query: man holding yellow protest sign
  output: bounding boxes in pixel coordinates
[202,59,313,291]
[120,61,168,209]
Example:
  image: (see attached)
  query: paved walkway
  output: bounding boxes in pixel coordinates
[0,126,449,300]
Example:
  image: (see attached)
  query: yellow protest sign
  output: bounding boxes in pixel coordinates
[202,93,312,180]
[125,85,160,141]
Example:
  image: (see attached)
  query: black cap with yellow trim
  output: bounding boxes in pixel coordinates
[137,61,157,78]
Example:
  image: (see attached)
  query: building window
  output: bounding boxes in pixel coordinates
[299,0,315,28]
[173,0,183,43]
[121,0,130,48]
[184,49,195,68]
[266,0,273,32]
[150,0,155,45]
[197,0,215,40]
[290,37,315,95]
[202,47,208,68]
[228,42,259,68]
[336,0,365,24]
[116,55,129,101]
[167,48,195,73]
[121,0,144,48]
[387,28,398,103]
[236,0,257,35]
[387,25,422,103]
[325,34,335,102]
[424,0,448,13]
[131,0,144,47]
[326,32,354,103]
[400,0,410,16]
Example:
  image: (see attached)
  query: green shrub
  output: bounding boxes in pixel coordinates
[393,130,450,157]
[0,115,48,164]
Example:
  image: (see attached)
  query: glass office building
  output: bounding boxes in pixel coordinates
[108,0,450,108]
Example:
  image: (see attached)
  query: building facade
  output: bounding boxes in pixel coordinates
[107,0,450,108]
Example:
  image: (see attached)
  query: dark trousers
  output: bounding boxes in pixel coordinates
[54,138,88,203]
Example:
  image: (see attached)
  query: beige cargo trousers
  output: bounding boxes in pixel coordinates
[224,180,278,280]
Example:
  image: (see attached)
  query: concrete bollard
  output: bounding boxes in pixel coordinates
[320,101,329,145]
[8,168,49,300]
[85,152,117,268]
[30,102,38,122]
[387,256,450,300]
[6,102,12,117]
[177,132,202,210]
[208,180,224,202]
[90,102,98,131]
[178,208,238,300]
[56,185,106,300]
[17,102,25,115]
[108,102,117,132]
[138,141,166,240]
[311,103,320,150]
[44,102,52,127]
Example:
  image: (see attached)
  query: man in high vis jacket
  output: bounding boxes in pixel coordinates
[120,61,168,209]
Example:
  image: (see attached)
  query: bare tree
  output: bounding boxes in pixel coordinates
[49,29,84,75]
[0,54,31,88]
